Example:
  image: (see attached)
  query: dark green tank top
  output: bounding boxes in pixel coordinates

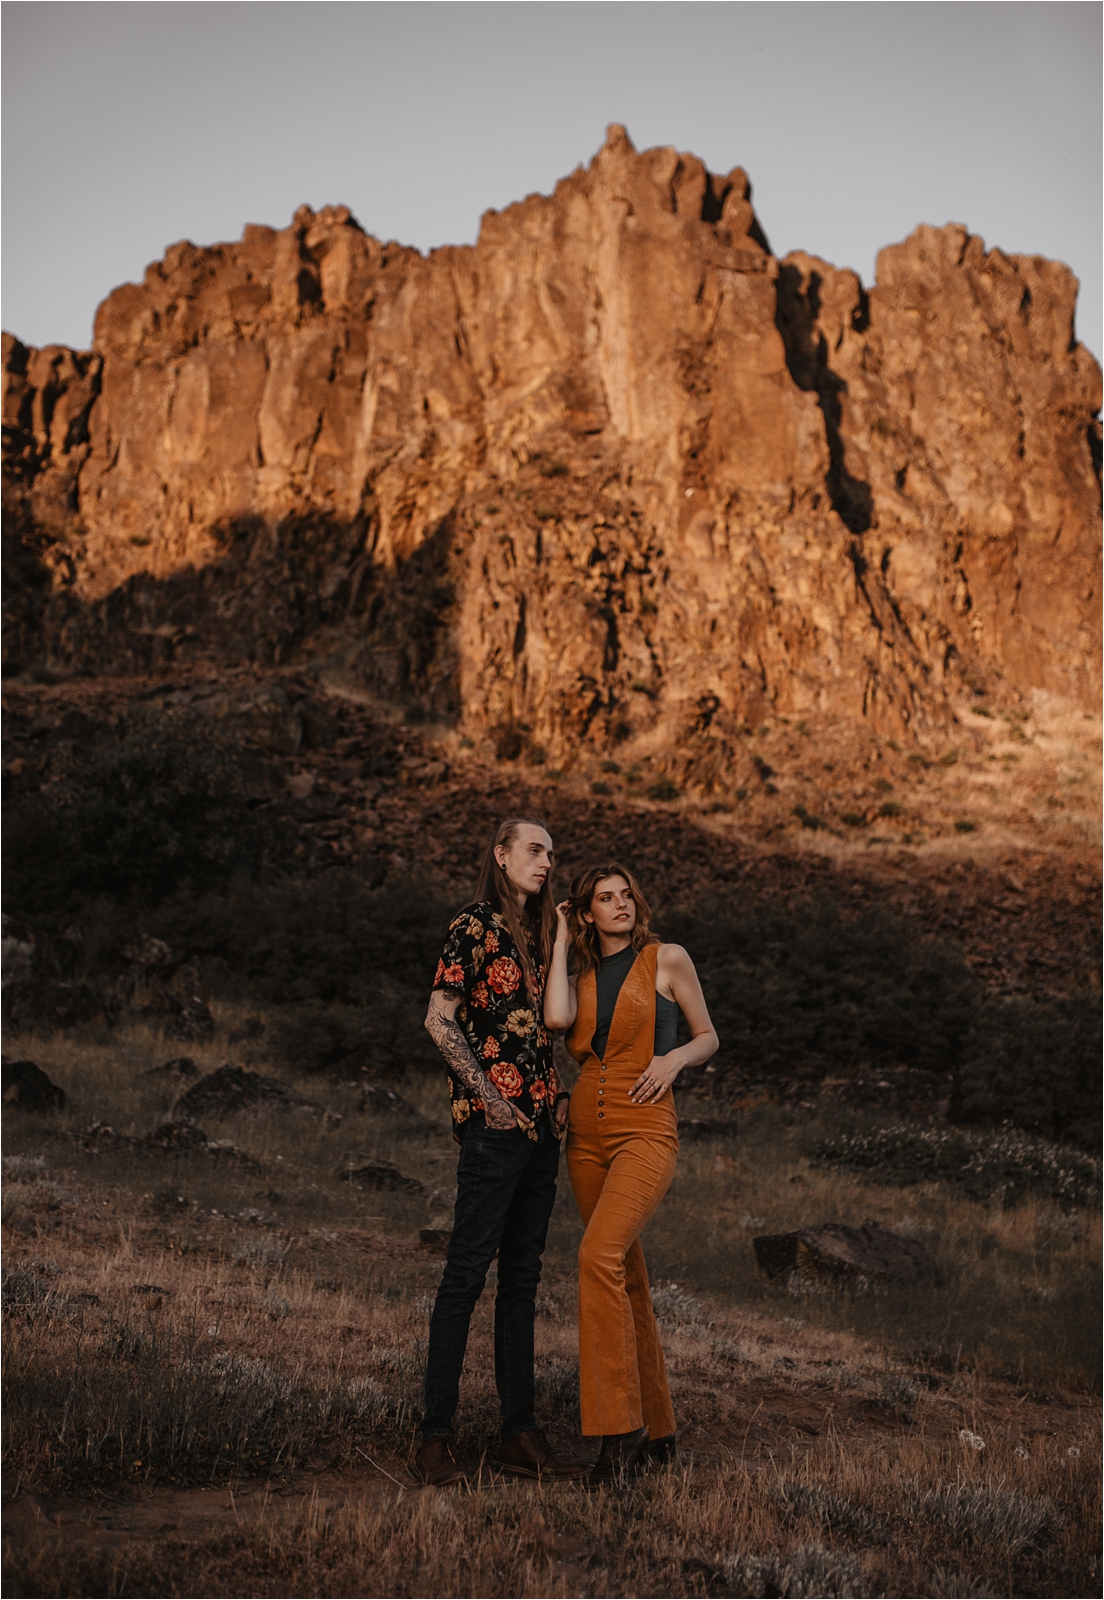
[590,945,680,1060]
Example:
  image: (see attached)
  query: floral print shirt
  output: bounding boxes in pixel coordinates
[432,900,558,1136]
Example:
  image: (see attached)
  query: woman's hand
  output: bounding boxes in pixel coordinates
[544,905,578,1031]
[554,1093,570,1130]
[628,1052,683,1105]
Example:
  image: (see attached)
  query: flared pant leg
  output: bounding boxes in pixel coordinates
[567,1128,678,1438]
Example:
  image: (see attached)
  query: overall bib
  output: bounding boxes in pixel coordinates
[566,943,678,1439]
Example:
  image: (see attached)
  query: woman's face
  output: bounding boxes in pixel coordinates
[584,875,637,935]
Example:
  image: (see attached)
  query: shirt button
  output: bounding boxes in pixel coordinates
[598,1111,605,1118]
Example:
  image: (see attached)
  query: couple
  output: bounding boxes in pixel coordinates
[414,816,718,1486]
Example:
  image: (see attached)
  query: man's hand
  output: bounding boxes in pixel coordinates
[554,1094,570,1130]
[424,991,539,1137]
[486,1098,534,1132]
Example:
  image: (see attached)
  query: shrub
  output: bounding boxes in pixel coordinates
[772,1480,887,1543]
[812,1123,1100,1207]
[15,872,453,1074]
[793,804,827,831]
[650,1281,707,1332]
[662,895,978,1084]
[647,778,680,802]
[721,1543,872,1599]
[902,1480,1060,1553]
[956,994,1101,1149]
[1,1311,413,1492]
[5,718,262,908]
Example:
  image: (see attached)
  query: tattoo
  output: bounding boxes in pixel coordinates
[425,996,505,1107]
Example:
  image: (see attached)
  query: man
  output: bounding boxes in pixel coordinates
[415,817,584,1486]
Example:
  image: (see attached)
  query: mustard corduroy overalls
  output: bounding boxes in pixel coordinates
[566,943,678,1439]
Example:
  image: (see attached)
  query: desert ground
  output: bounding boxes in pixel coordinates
[2,1027,1099,1599]
[3,670,1101,1599]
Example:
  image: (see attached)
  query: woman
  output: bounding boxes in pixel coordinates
[544,863,718,1482]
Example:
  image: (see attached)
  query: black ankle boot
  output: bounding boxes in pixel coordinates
[589,1425,649,1483]
[645,1432,677,1464]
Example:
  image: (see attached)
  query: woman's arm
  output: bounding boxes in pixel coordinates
[628,943,718,1105]
[543,900,578,1032]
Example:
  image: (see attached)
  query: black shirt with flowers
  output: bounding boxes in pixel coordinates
[432,900,558,1136]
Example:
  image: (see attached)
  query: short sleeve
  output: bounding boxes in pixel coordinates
[432,909,487,999]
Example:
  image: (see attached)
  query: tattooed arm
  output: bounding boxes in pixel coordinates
[424,991,533,1131]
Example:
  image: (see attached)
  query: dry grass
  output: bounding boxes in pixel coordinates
[4,1432,1099,1598]
[2,1017,1100,1597]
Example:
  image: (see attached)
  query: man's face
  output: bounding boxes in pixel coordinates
[497,825,554,899]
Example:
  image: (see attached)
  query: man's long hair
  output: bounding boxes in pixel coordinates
[567,861,658,977]
[474,818,556,999]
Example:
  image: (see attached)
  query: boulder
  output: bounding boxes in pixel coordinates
[72,1117,262,1172]
[338,1159,424,1194]
[176,1063,323,1118]
[2,1058,66,1111]
[76,1122,136,1152]
[753,1220,935,1285]
[359,1083,421,1118]
[203,1138,265,1173]
[4,979,106,1030]
[143,1056,199,1081]
[123,935,173,970]
[419,1228,452,1253]
[1,915,37,985]
[144,1120,209,1151]
[169,997,216,1041]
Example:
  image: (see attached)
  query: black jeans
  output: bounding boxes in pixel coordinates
[422,1114,560,1441]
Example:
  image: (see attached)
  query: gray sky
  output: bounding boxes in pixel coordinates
[3,1,1101,360]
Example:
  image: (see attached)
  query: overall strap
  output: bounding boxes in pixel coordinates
[603,942,658,1066]
[567,968,598,1063]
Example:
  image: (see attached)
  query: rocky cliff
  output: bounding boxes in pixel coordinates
[3,126,1100,792]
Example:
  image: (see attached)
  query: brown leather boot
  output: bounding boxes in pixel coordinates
[589,1425,649,1484]
[494,1427,590,1479]
[412,1436,467,1486]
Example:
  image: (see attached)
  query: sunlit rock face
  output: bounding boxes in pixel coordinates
[3,125,1100,786]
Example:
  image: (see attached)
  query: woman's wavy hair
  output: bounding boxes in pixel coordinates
[567,862,658,977]
[474,817,556,999]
